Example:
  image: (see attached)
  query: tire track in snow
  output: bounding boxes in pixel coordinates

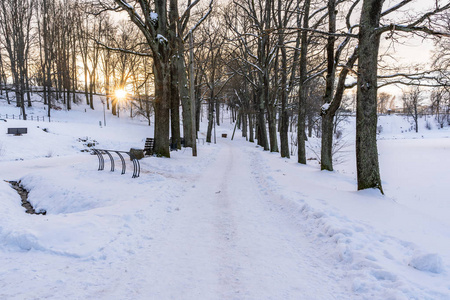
[212,144,244,298]
[206,140,353,299]
[133,140,356,299]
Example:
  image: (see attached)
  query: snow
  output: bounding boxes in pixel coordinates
[345,75,357,88]
[156,34,168,44]
[409,253,444,274]
[150,12,158,21]
[1,97,450,299]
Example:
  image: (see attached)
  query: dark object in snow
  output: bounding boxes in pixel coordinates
[78,137,97,152]
[130,148,144,160]
[169,137,185,151]
[92,148,140,178]
[6,180,46,215]
[7,128,27,135]
[222,134,227,138]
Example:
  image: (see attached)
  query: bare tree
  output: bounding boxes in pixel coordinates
[94,0,212,157]
[273,0,298,158]
[0,0,34,119]
[0,43,11,104]
[430,87,450,128]
[320,0,359,171]
[377,92,393,114]
[355,0,450,193]
[402,87,422,132]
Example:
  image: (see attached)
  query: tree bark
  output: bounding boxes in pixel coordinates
[170,57,181,149]
[356,0,384,193]
[320,0,337,171]
[153,60,171,157]
[177,40,194,148]
[297,0,310,164]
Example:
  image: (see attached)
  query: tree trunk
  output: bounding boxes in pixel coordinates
[84,66,89,106]
[256,89,269,150]
[19,64,27,120]
[320,0,337,171]
[279,25,289,158]
[297,0,310,164]
[321,115,334,169]
[170,58,181,149]
[267,105,278,152]
[248,113,254,143]
[153,61,171,157]
[215,98,220,126]
[206,99,213,143]
[242,110,248,139]
[89,71,95,110]
[322,46,358,171]
[356,0,384,193]
[25,66,32,107]
[177,40,194,148]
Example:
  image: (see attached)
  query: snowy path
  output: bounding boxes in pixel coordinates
[132,140,353,299]
[0,135,365,300]
[0,139,358,299]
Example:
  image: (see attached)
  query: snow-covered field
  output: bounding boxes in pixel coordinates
[1,97,449,299]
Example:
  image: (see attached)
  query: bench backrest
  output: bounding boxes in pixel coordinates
[144,138,154,155]
[7,128,27,135]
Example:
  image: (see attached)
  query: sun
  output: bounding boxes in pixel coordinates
[115,89,127,100]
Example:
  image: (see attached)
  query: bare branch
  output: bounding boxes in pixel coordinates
[95,40,152,57]
[184,0,214,40]
[381,0,413,17]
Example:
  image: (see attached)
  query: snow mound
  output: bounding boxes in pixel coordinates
[2,230,43,252]
[409,253,444,274]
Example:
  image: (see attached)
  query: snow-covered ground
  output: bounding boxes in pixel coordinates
[0,97,449,299]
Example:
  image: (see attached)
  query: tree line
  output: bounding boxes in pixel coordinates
[1,0,449,193]
[0,0,155,121]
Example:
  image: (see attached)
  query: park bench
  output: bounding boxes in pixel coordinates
[7,128,27,135]
[144,137,187,154]
[144,138,154,155]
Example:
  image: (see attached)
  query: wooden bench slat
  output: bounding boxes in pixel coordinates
[144,138,154,155]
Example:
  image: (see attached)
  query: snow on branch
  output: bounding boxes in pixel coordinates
[378,2,450,37]
[381,0,413,17]
[156,34,168,44]
[377,24,450,37]
[180,0,201,24]
[184,0,214,41]
[113,0,146,31]
[377,70,450,88]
